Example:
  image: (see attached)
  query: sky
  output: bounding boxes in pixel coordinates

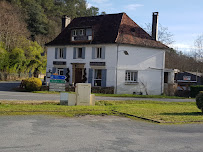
[86,0,203,52]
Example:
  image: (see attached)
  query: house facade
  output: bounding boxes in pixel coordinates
[46,13,168,95]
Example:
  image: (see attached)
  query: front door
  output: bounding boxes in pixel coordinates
[75,68,83,83]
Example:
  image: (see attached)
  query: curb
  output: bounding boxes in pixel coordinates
[112,110,203,124]
[112,110,161,123]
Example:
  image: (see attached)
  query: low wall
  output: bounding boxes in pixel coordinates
[42,84,114,94]
[164,83,177,96]
[0,73,29,81]
[65,85,114,94]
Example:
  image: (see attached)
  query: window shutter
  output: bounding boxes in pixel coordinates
[92,47,95,59]
[82,47,85,59]
[73,47,76,59]
[88,68,93,84]
[101,69,107,87]
[63,68,67,76]
[63,48,66,59]
[101,46,105,59]
[52,67,56,74]
[55,48,58,59]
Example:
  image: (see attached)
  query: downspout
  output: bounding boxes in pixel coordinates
[115,44,119,94]
[161,50,166,94]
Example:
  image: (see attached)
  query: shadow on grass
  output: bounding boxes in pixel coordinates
[161,112,203,116]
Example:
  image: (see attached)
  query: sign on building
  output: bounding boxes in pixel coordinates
[183,76,191,81]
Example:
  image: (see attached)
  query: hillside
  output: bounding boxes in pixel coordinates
[0,0,100,80]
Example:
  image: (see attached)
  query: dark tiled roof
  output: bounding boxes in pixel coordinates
[46,13,168,49]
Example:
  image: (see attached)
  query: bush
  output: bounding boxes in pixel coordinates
[23,77,42,91]
[196,91,203,113]
[190,85,203,98]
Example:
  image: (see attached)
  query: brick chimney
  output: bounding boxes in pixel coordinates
[152,12,159,41]
[62,15,71,31]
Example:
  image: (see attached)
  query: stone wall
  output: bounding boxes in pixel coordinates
[164,83,177,96]
[91,87,114,94]
[0,73,29,81]
[65,86,114,94]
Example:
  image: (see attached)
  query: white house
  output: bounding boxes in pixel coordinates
[46,12,169,95]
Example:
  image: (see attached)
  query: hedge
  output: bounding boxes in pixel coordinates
[23,77,42,91]
[190,85,203,98]
[196,91,203,113]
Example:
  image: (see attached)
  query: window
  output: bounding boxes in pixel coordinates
[79,29,85,36]
[58,48,64,59]
[73,30,77,36]
[96,47,102,58]
[94,69,102,86]
[92,47,105,59]
[125,71,138,83]
[55,48,66,59]
[77,48,83,58]
[57,68,64,75]
[73,47,85,59]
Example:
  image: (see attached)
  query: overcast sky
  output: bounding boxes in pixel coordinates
[87,0,203,52]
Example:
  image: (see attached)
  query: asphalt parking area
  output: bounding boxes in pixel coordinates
[0,115,202,152]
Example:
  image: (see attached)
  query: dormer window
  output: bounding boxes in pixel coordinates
[79,29,85,36]
[71,28,92,41]
[73,30,77,36]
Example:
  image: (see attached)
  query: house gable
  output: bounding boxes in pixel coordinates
[116,13,168,49]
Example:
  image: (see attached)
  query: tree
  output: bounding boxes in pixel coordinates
[0,1,29,50]
[144,23,174,46]
[9,48,26,73]
[24,1,49,40]
[193,34,203,61]
[0,42,9,72]
[86,6,99,16]
[101,11,106,15]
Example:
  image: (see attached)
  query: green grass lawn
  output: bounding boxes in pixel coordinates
[0,100,202,124]
[32,91,186,99]
[102,100,203,123]
[0,103,110,117]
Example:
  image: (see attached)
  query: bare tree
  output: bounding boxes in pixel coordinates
[193,34,203,61]
[0,1,29,51]
[144,23,174,46]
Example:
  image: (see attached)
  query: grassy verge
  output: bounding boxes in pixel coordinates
[94,93,186,99]
[0,100,202,124]
[98,100,203,123]
[0,103,111,117]
[32,91,186,99]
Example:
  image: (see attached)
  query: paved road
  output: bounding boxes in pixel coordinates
[0,81,21,91]
[0,81,195,102]
[0,115,202,152]
[0,91,195,102]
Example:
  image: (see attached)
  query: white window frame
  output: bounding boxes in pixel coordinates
[57,68,64,75]
[93,69,102,86]
[125,71,138,84]
[95,47,102,59]
[77,48,83,59]
[58,48,64,59]
[79,29,85,36]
